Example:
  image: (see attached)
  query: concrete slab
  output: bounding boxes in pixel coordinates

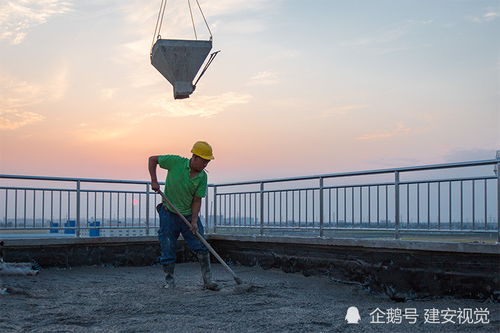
[2,235,498,300]
[3,235,498,254]
[207,234,500,255]
[1,264,498,332]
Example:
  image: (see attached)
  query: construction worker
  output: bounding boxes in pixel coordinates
[148,141,219,291]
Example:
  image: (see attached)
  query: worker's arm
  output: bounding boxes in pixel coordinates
[190,196,202,234]
[148,155,160,192]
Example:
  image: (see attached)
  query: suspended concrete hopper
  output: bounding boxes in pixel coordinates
[151,39,212,99]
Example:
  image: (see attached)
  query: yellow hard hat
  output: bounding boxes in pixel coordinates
[191,141,214,160]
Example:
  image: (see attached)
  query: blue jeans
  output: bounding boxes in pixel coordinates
[157,203,208,265]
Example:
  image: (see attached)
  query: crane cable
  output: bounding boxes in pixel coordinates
[151,0,168,55]
[151,0,212,52]
[187,0,197,40]
[190,0,216,86]
[195,0,213,41]
[151,0,218,86]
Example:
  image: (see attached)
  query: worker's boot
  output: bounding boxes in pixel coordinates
[162,263,175,289]
[197,253,220,291]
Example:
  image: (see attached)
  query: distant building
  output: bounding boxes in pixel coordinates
[79,223,147,237]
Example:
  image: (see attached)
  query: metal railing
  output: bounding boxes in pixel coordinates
[0,176,169,237]
[208,159,500,241]
[1,158,499,241]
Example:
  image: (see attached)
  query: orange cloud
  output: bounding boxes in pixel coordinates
[0,109,44,130]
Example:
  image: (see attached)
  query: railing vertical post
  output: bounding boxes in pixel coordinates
[213,186,217,234]
[496,161,499,242]
[76,180,81,237]
[395,171,400,240]
[319,177,324,237]
[146,183,150,236]
[205,186,209,233]
[4,189,7,226]
[260,182,264,236]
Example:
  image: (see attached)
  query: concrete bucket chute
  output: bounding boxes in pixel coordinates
[151,0,219,99]
[151,39,212,99]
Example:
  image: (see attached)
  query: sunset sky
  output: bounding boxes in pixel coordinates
[1,0,499,184]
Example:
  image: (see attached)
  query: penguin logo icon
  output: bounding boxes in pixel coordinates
[345,306,361,324]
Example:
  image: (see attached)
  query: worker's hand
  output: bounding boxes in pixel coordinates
[190,221,198,235]
[151,181,160,192]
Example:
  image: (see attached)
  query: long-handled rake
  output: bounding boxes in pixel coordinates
[156,190,246,287]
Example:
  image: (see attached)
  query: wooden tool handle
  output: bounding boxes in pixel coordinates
[157,190,241,283]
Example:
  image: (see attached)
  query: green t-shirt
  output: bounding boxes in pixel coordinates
[158,155,207,215]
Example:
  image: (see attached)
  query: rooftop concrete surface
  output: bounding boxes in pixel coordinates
[1,263,498,333]
[2,234,499,255]
[1,236,159,247]
[2,234,498,300]
[207,234,500,255]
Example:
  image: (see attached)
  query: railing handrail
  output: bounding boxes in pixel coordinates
[2,175,495,194]
[211,158,499,187]
[1,158,498,187]
[0,175,165,185]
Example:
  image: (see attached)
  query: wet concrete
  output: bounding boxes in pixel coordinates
[2,236,499,301]
[1,264,498,333]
